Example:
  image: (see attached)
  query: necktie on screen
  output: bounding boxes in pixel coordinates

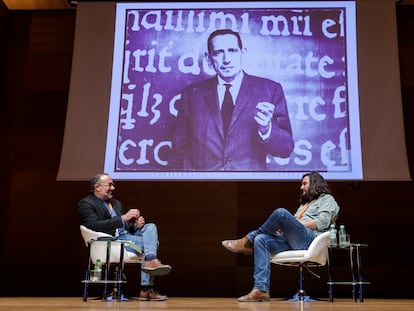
[222,83,234,137]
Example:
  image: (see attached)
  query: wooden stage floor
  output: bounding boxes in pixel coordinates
[0,297,413,311]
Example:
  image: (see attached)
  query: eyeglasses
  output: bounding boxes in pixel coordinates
[99,183,115,187]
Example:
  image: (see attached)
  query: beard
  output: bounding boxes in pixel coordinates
[300,190,311,203]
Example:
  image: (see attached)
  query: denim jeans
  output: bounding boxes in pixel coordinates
[117,223,159,286]
[246,208,315,292]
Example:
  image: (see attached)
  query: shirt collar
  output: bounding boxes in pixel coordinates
[217,71,244,89]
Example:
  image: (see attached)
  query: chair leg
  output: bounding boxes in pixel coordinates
[287,263,305,301]
[83,269,89,302]
[298,263,305,301]
[106,265,128,301]
[83,243,92,302]
[287,263,319,302]
[112,266,120,300]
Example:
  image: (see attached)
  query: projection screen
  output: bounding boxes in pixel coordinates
[57,0,411,181]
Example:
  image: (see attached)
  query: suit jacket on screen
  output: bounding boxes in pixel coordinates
[170,73,294,171]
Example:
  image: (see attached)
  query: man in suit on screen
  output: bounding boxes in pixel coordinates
[169,29,294,171]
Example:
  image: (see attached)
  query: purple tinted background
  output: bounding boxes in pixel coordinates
[113,7,353,173]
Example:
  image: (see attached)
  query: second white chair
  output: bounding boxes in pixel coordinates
[270,231,331,301]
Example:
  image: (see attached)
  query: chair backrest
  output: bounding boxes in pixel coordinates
[304,231,331,265]
[271,231,331,266]
[80,225,112,246]
[79,225,141,264]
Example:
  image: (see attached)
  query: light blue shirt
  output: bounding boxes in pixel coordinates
[294,194,340,235]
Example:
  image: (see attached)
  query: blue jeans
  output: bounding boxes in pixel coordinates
[246,208,315,292]
[117,223,159,286]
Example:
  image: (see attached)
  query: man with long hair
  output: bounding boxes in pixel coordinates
[222,171,340,302]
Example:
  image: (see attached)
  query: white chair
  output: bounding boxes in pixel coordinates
[79,225,142,301]
[80,225,142,264]
[270,231,331,301]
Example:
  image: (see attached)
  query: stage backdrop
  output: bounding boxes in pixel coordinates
[57,0,411,181]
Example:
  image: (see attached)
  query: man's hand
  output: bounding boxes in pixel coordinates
[254,101,275,134]
[136,216,145,229]
[122,209,140,222]
[301,220,317,230]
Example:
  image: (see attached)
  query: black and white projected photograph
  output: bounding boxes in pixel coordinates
[104,1,361,180]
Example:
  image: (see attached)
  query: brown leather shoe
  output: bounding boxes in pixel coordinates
[238,289,270,302]
[138,289,168,301]
[142,259,172,276]
[222,236,253,254]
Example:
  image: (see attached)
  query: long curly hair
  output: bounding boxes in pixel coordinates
[299,171,332,204]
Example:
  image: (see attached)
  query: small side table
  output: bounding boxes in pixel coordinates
[327,243,370,302]
[81,239,130,302]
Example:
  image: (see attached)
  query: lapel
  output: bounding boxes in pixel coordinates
[201,74,255,139]
[102,200,112,217]
[228,74,253,134]
[111,201,122,217]
[92,195,112,218]
[204,78,226,139]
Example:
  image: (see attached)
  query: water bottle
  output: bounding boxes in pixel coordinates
[329,224,337,247]
[92,259,102,281]
[339,225,347,247]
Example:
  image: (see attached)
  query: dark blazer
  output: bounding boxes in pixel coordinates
[78,194,136,236]
[170,73,294,171]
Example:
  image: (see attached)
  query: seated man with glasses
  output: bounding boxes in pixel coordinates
[78,173,171,301]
